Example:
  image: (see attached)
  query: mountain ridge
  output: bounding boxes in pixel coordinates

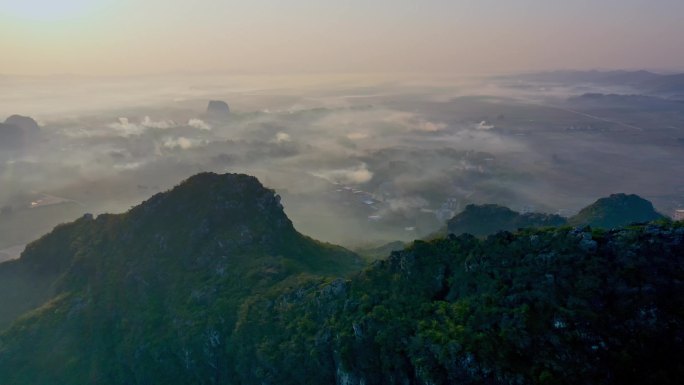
[0,173,682,384]
[0,172,361,331]
[501,70,684,97]
[446,193,665,238]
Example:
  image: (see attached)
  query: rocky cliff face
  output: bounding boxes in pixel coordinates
[0,172,361,384]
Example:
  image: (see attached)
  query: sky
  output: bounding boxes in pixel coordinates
[1,0,683,76]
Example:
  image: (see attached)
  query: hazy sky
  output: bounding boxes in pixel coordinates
[1,0,683,76]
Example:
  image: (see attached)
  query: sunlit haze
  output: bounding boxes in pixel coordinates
[2,1,684,383]
[1,0,683,76]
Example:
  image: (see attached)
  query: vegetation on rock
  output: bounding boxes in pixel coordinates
[0,173,681,384]
[568,193,665,228]
[447,204,566,237]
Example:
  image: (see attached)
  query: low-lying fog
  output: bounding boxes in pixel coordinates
[2,73,683,255]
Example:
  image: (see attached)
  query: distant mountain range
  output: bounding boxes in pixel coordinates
[508,70,661,85]
[504,70,684,97]
[447,193,665,237]
[566,93,684,110]
[640,73,684,95]
[0,174,682,384]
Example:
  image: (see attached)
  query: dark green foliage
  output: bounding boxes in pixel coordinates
[0,214,95,329]
[569,193,665,228]
[447,194,665,238]
[0,172,362,384]
[237,223,684,385]
[0,173,682,384]
[447,204,567,237]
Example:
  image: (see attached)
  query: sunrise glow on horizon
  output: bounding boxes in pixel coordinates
[1,0,683,77]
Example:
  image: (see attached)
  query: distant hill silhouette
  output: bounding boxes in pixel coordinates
[568,193,665,228]
[506,70,662,85]
[638,73,684,96]
[567,93,684,110]
[4,115,39,134]
[0,115,40,150]
[447,193,665,237]
[206,100,230,119]
[505,70,684,98]
[447,204,566,237]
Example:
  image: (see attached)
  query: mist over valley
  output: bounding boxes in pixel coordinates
[2,72,683,253]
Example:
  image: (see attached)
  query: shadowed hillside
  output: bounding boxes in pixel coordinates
[0,174,682,384]
[0,172,362,384]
